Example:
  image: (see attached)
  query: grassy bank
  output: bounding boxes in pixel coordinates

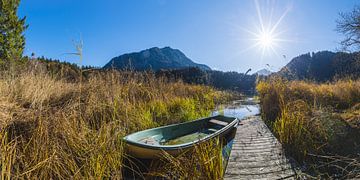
[0,66,227,179]
[257,77,360,178]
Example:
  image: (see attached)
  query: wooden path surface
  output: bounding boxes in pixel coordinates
[224,116,298,180]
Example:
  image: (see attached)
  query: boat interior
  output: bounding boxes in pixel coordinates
[135,117,235,146]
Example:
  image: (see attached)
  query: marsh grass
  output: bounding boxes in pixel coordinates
[147,138,224,180]
[0,63,226,179]
[257,77,360,178]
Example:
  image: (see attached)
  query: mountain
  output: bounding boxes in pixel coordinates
[255,69,272,76]
[103,47,211,71]
[277,51,360,81]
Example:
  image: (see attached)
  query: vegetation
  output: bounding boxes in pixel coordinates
[337,5,360,50]
[25,56,82,81]
[148,138,224,180]
[24,56,257,95]
[157,67,257,94]
[257,77,360,178]
[0,0,27,63]
[0,63,228,179]
[277,51,360,82]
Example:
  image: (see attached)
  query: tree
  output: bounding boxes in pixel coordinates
[0,0,27,63]
[336,5,360,51]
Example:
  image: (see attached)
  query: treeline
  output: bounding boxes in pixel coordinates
[277,51,360,82]
[8,56,105,82]
[14,58,256,94]
[156,67,257,94]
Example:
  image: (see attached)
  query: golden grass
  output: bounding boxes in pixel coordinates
[148,138,224,180]
[0,68,226,179]
[257,77,360,178]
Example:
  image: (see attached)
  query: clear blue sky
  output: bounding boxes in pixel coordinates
[18,0,359,72]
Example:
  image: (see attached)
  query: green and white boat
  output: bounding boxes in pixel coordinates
[123,115,238,159]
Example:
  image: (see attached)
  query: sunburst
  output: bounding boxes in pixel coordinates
[256,30,275,48]
[237,0,293,60]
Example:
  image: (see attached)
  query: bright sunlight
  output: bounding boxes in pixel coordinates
[237,0,293,61]
[256,31,275,48]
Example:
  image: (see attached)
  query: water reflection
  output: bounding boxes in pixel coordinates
[212,98,260,119]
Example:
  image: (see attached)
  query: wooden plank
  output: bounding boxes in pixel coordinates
[224,116,298,179]
[209,119,228,126]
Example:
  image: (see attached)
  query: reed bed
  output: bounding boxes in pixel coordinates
[0,65,226,179]
[257,77,360,178]
[148,138,224,180]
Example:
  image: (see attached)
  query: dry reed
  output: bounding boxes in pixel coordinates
[0,65,225,179]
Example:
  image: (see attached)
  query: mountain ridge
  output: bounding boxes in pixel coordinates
[103,47,211,71]
[277,51,360,81]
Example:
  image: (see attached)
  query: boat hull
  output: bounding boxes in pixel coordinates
[125,143,189,159]
[123,115,238,159]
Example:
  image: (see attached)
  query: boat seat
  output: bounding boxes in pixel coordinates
[209,119,228,126]
[139,137,159,145]
[207,128,218,132]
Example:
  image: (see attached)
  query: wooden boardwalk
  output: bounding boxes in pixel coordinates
[224,116,298,180]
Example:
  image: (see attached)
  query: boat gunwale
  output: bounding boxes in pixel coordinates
[123,115,238,150]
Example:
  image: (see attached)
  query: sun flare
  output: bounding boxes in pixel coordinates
[235,0,293,61]
[257,31,275,48]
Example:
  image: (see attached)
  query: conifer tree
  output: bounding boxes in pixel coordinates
[0,0,27,63]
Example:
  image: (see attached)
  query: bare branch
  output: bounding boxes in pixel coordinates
[336,5,360,51]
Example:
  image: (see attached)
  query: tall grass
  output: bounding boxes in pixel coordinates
[148,138,224,179]
[257,77,360,178]
[0,64,226,179]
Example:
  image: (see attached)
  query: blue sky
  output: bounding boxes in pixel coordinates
[19,0,359,72]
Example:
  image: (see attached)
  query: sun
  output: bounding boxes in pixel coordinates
[257,31,275,48]
[251,28,280,57]
[234,0,293,60]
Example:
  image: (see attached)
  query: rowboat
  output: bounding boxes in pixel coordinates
[123,115,238,159]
